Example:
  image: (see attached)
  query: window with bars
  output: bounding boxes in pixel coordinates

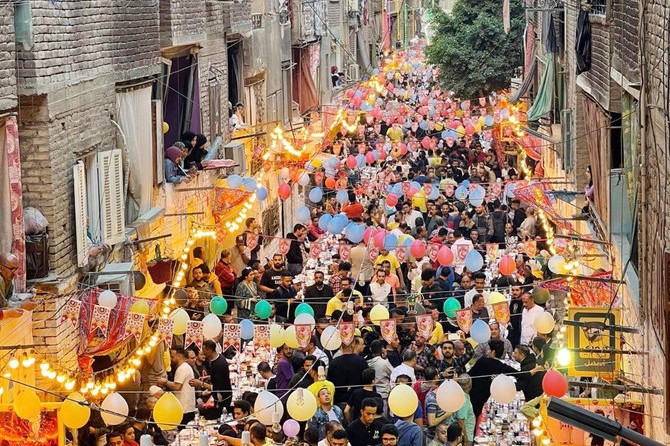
[587,0,606,15]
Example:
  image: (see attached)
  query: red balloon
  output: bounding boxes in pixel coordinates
[386,193,398,207]
[499,255,516,276]
[421,137,431,149]
[374,230,388,250]
[365,152,376,164]
[406,186,418,199]
[465,123,475,135]
[278,183,291,201]
[346,155,357,169]
[364,227,378,244]
[437,246,454,266]
[410,240,427,258]
[542,369,568,398]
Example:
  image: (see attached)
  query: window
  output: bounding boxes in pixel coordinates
[587,0,606,15]
[262,199,280,246]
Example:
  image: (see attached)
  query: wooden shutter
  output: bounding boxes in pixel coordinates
[98,149,125,245]
[73,161,89,268]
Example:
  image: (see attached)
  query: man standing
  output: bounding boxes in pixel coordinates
[389,349,417,384]
[259,254,286,295]
[328,339,369,405]
[438,336,473,378]
[474,321,513,359]
[268,271,297,320]
[463,272,487,309]
[468,340,517,417]
[159,349,196,427]
[508,283,524,348]
[366,340,393,400]
[273,344,295,398]
[302,335,330,367]
[326,277,364,317]
[304,270,334,319]
[286,224,308,275]
[520,292,544,345]
[346,398,383,446]
[350,239,375,293]
[370,269,392,305]
[190,340,232,419]
[469,293,489,321]
[473,204,494,242]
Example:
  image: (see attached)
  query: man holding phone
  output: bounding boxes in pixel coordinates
[438,332,473,378]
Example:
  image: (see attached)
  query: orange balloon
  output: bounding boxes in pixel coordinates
[325,177,336,189]
[336,178,348,190]
[498,255,516,276]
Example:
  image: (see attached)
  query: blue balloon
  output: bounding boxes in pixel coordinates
[328,214,348,234]
[461,179,471,188]
[296,205,311,222]
[471,319,491,344]
[419,120,428,130]
[469,186,486,207]
[447,129,458,139]
[465,250,484,272]
[309,187,323,203]
[345,223,365,243]
[428,109,436,117]
[441,130,449,140]
[460,101,468,110]
[372,68,379,75]
[227,174,243,188]
[455,186,468,201]
[243,177,257,192]
[392,183,404,196]
[410,181,421,191]
[506,183,517,198]
[336,189,349,204]
[485,115,494,127]
[318,214,332,231]
[256,187,268,201]
[428,185,440,200]
[501,108,510,119]
[387,72,394,80]
[240,319,255,340]
[383,234,399,251]
[402,236,414,248]
[356,154,366,167]
[355,90,362,98]
[372,150,380,161]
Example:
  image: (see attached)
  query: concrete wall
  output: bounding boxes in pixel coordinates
[0,6,17,112]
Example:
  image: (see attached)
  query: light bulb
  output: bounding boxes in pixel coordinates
[8,357,19,369]
[272,411,282,433]
[556,348,571,367]
[40,361,50,372]
[56,374,66,383]
[48,370,57,379]
[86,380,95,390]
[91,387,100,396]
[65,379,75,391]
[21,353,31,368]
[80,385,88,394]
[100,386,109,395]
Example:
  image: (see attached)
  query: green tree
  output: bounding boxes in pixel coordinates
[425,0,525,98]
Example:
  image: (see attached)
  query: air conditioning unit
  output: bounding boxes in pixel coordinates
[348,64,360,81]
[95,262,133,296]
[561,109,573,171]
[222,140,246,175]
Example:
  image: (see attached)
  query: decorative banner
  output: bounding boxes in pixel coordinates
[223,323,241,352]
[338,322,355,346]
[444,184,455,197]
[310,241,321,259]
[455,243,470,263]
[380,319,396,344]
[185,321,204,349]
[246,233,259,251]
[278,238,291,256]
[566,307,621,378]
[524,240,537,258]
[416,314,434,340]
[124,312,145,341]
[339,245,351,262]
[422,183,432,195]
[61,299,81,326]
[492,301,510,326]
[213,187,252,222]
[568,271,619,307]
[314,171,324,185]
[157,317,175,347]
[295,324,313,349]
[428,243,440,262]
[456,309,473,334]
[254,324,271,353]
[5,117,26,292]
[89,305,112,335]
[486,243,499,262]
[368,246,379,263]
[395,247,407,263]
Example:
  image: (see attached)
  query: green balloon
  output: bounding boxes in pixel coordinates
[210,296,228,315]
[255,300,272,319]
[443,297,461,318]
[532,286,550,305]
[295,302,314,317]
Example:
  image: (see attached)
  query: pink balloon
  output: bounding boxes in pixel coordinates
[278,183,291,201]
[407,186,418,199]
[410,240,427,258]
[346,155,357,169]
[365,152,376,164]
[364,226,378,244]
[374,230,388,249]
[283,419,300,438]
[421,137,431,149]
[437,246,454,266]
[386,193,399,207]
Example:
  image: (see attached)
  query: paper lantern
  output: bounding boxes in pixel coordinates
[269,324,285,348]
[532,286,550,305]
[98,290,118,309]
[464,250,483,272]
[170,309,190,335]
[62,392,91,429]
[436,379,465,412]
[370,304,389,326]
[240,319,255,340]
[534,311,556,334]
[488,292,507,305]
[284,419,300,437]
[130,300,150,315]
[153,392,183,430]
[255,300,272,319]
[443,298,461,318]
[202,314,223,339]
[388,384,418,417]
[470,319,491,344]
[210,296,228,315]
[490,375,516,404]
[283,325,300,349]
[278,183,291,201]
[320,325,342,351]
[542,369,568,397]
[437,246,454,266]
[287,388,318,421]
[100,392,129,426]
[498,255,516,276]
[295,303,314,317]
[410,240,427,258]
[254,391,284,426]
[14,389,41,420]
[548,255,566,274]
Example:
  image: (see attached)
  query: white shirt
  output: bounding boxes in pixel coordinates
[521,305,545,345]
[311,346,330,368]
[390,363,416,384]
[174,362,196,413]
[370,281,392,304]
[406,210,424,230]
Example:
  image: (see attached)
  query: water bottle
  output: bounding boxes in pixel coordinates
[220,405,228,423]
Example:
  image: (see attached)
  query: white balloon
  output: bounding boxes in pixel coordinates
[436,379,465,412]
[490,375,516,404]
[534,311,556,334]
[294,313,316,330]
[100,392,129,426]
[298,172,311,186]
[98,290,118,309]
[253,390,284,425]
[320,325,342,351]
[202,313,223,339]
[279,167,290,180]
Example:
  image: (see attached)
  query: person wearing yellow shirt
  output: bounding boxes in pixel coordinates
[428,308,444,345]
[326,277,364,317]
[386,122,404,142]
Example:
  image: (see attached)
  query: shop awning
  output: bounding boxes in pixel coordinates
[526,52,555,121]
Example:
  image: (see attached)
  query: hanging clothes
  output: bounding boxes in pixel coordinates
[575,9,592,74]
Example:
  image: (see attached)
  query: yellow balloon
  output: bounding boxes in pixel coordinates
[170,308,190,335]
[153,392,184,430]
[130,300,150,315]
[534,311,556,334]
[283,325,300,349]
[270,324,285,348]
[456,125,466,137]
[370,304,390,326]
[287,388,318,421]
[162,122,170,134]
[312,158,323,168]
[62,392,91,429]
[455,109,464,118]
[14,389,41,420]
[488,292,507,305]
[434,122,444,131]
[388,384,418,417]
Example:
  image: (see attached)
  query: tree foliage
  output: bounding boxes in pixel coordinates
[425,0,525,98]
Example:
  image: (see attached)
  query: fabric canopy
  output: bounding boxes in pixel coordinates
[509,57,537,103]
[526,52,555,121]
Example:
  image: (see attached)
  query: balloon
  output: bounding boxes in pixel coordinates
[153,392,183,430]
[384,233,399,251]
[243,177,257,192]
[386,193,399,207]
[283,419,301,437]
[320,325,342,350]
[318,214,333,231]
[98,290,117,309]
[388,384,418,417]
[428,185,440,200]
[455,186,468,201]
[370,304,390,326]
[256,187,268,200]
[287,388,318,421]
[443,298,462,318]
[298,173,311,187]
[270,323,285,348]
[62,392,91,429]
[210,296,228,315]
[283,325,300,349]
[373,229,387,249]
[14,390,41,420]
[255,300,273,319]
[296,205,311,223]
[202,313,223,339]
[488,292,507,305]
[490,375,516,404]
[410,240,427,258]
[130,300,150,315]
[308,187,323,203]
[278,183,291,200]
[465,250,484,272]
[345,223,365,243]
[325,177,336,189]
[240,319,255,340]
[254,391,284,426]
[548,255,566,274]
[534,311,556,334]
[532,286,550,305]
[294,313,316,330]
[468,186,486,206]
[170,308,190,335]
[437,246,454,266]
[295,302,315,318]
[470,319,491,344]
[436,380,465,412]
[328,214,348,234]
[542,369,568,397]
[499,255,516,276]
[100,392,129,426]
[227,174,244,188]
[174,289,188,306]
[364,226,378,244]
[336,189,349,204]
[133,271,146,290]
[365,152,376,164]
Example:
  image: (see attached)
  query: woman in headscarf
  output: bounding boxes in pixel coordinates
[164,146,189,184]
[184,133,209,170]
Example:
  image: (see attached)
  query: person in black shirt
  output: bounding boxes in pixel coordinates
[304,270,334,319]
[286,224,308,276]
[508,283,524,348]
[259,254,286,295]
[183,133,209,170]
[345,369,381,423]
[346,398,383,446]
[468,340,517,418]
[327,341,370,405]
[268,272,297,321]
[191,340,232,419]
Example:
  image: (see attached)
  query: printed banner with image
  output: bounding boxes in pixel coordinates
[456,309,473,334]
[416,314,434,340]
[185,321,204,349]
[157,317,175,347]
[380,319,396,344]
[339,245,351,262]
[223,323,241,352]
[492,301,510,326]
[89,305,111,335]
[124,312,145,341]
[61,299,81,326]
[295,324,313,349]
[338,322,355,346]
[254,324,271,355]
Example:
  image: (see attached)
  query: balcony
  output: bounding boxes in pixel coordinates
[291,0,327,44]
